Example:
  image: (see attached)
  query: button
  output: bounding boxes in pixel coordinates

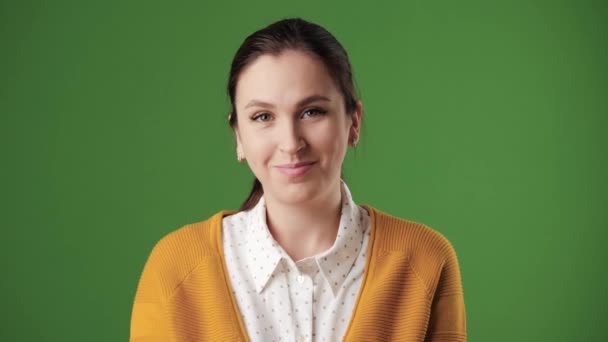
[296,336,305,342]
[297,275,305,284]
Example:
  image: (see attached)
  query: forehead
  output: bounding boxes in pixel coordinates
[235,50,340,109]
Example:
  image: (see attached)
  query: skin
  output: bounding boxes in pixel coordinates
[233,49,362,261]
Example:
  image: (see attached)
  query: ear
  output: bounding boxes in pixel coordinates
[349,100,363,146]
[233,125,245,159]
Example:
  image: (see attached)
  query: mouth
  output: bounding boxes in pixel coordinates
[274,161,317,177]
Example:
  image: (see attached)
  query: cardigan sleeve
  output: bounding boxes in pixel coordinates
[424,241,467,342]
[130,242,171,342]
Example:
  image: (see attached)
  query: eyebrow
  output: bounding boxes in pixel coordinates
[244,94,331,110]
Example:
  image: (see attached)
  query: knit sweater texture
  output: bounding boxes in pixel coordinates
[130,205,467,341]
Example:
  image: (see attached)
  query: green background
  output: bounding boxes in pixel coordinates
[1,0,606,340]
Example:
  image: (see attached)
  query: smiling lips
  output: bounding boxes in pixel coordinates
[275,161,316,176]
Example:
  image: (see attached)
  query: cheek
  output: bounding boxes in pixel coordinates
[313,122,349,162]
[241,131,274,169]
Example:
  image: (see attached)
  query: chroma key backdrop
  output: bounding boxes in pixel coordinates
[1,0,606,341]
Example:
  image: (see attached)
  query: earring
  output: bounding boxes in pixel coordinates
[351,136,359,147]
[237,148,244,162]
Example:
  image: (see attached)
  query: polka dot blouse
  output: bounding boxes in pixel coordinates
[222,180,371,342]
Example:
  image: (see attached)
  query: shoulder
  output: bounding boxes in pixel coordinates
[365,206,463,296]
[365,205,460,271]
[367,206,456,253]
[137,210,233,300]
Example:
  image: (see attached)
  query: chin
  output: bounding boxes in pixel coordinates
[271,182,320,205]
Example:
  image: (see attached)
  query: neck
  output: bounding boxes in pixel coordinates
[264,180,343,262]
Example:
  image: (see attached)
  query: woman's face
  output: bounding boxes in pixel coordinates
[234,49,361,206]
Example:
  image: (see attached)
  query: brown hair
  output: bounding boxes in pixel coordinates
[227,18,360,211]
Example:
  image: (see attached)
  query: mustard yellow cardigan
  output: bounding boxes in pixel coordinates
[130,205,467,341]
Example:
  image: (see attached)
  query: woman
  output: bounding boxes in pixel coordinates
[130,18,466,342]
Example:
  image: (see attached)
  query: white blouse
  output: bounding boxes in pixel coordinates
[222,181,371,342]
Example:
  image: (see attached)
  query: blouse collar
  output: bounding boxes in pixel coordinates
[243,180,366,297]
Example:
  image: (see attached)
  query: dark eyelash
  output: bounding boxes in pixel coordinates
[302,108,328,117]
[251,108,327,122]
[251,112,271,122]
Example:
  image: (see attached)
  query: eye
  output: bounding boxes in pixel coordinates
[252,112,272,122]
[301,107,327,118]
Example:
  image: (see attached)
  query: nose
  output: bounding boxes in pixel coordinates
[278,119,306,155]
